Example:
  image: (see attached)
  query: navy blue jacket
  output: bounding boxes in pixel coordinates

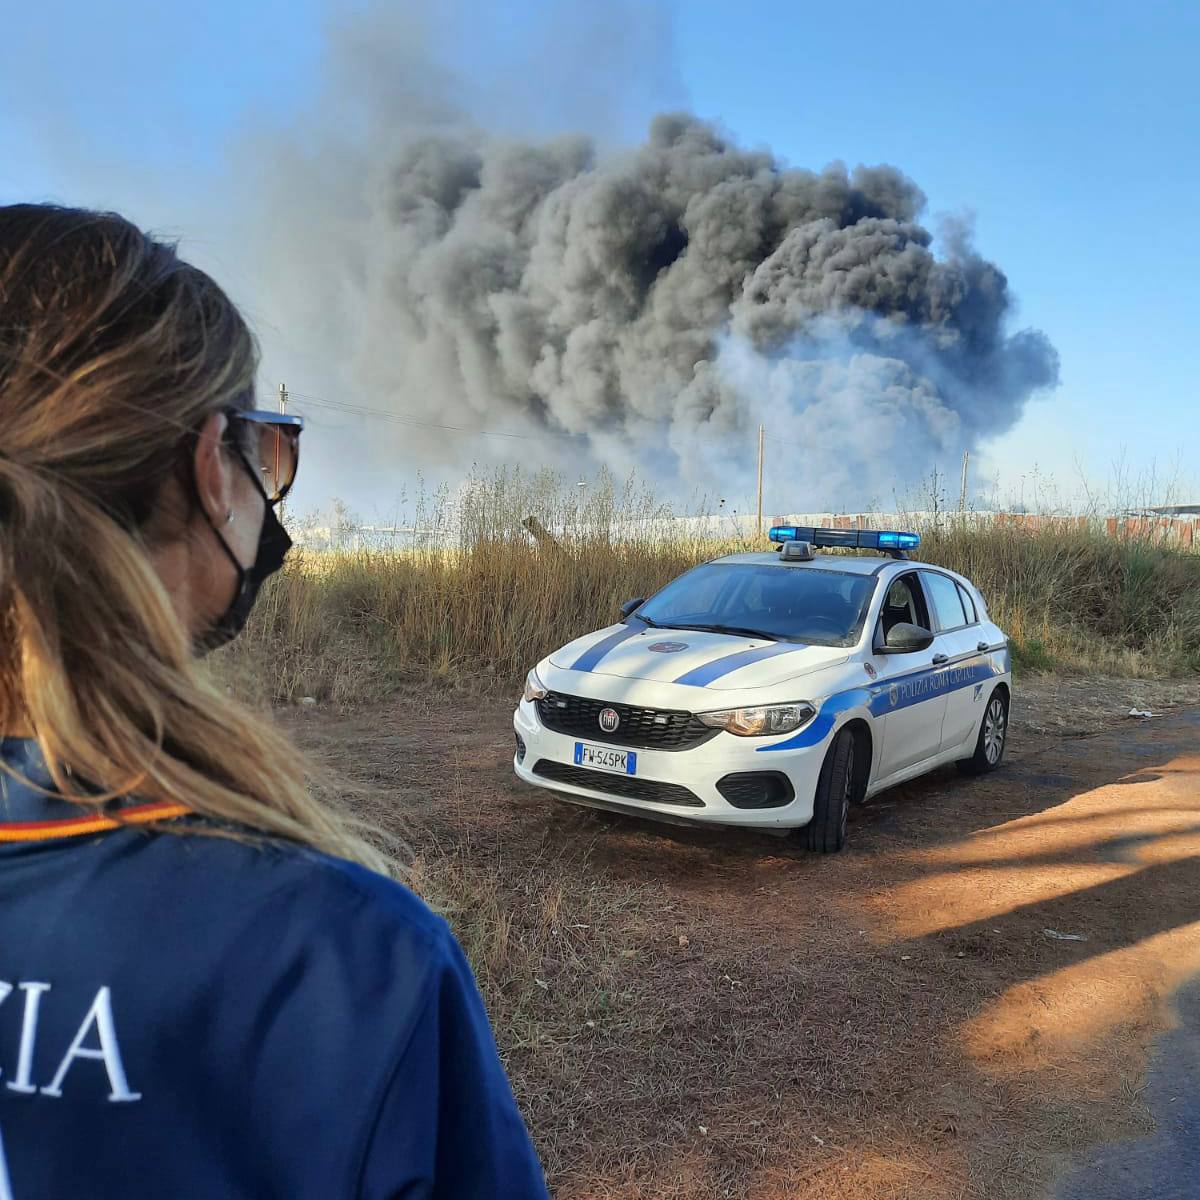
[0,738,549,1199]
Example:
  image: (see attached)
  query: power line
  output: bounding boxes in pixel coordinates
[286,390,588,443]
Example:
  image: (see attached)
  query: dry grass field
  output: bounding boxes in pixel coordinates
[222,473,1200,706]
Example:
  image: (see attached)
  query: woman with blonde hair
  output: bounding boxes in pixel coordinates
[0,204,548,1198]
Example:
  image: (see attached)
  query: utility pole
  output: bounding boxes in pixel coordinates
[756,424,765,538]
[959,451,970,514]
[277,382,288,525]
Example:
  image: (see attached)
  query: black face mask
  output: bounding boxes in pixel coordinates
[195,454,293,655]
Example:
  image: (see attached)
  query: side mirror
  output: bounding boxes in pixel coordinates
[877,622,934,655]
[620,597,646,619]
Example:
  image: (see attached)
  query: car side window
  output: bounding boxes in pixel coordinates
[956,582,978,625]
[878,572,931,640]
[922,571,968,632]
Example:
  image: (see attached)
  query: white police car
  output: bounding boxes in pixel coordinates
[513,527,1011,851]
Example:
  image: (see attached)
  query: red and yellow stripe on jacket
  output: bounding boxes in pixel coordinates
[0,801,190,842]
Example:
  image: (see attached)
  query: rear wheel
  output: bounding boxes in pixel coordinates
[957,689,1009,775]
[805,728,856,853]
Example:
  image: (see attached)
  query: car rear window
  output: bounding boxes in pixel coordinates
[921,571,969,632]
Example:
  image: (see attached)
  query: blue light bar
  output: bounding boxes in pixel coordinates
[767,525,921,555]
[877,531,921,551]
[768,526,804,543]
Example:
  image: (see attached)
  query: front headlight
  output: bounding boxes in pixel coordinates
[523,669,548,704]
[697,701,816,737]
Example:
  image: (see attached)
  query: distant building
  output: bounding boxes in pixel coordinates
[1126,505,1200,517]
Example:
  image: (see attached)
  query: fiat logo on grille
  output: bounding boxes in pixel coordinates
[598,707,620,733]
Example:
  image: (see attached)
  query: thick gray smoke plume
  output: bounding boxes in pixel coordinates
[290,109,1058,507]
[250,73,1051,506]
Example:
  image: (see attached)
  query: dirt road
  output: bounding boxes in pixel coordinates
[287,685,1200,1200]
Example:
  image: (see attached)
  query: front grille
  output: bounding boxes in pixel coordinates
[716,772,795,810]
[536,692,717,751]
[531,759,704,807]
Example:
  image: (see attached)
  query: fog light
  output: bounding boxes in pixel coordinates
[716,772,795,810]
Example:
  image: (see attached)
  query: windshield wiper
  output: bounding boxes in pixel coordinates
[668,622,782,642]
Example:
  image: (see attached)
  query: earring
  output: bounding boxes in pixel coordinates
[225,511,235,525]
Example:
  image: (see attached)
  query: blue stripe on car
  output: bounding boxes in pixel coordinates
[866,659,998,718]
[757,655,1004,752]
[570,623,644,671]
[673,641,803,687]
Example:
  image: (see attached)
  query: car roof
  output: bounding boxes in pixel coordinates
[709,551,907,575]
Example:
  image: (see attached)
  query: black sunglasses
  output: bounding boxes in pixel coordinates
[224,408,304,505]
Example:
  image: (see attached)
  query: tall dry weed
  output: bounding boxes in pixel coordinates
[220,471,1200,703]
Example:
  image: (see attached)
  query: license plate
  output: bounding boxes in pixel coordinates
[574,742,637,775]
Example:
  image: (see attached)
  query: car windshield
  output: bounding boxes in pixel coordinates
[637,563,877,648]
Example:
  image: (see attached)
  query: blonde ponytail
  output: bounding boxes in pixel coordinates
[0,204,391,874]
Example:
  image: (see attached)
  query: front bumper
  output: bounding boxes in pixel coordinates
[512,698,828,829]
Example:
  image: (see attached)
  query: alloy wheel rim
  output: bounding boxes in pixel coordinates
[984,698,1006,764]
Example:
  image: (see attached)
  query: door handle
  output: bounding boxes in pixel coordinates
[931,653,949,665]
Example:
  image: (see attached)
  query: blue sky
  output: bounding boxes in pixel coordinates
[2,0,1196,511]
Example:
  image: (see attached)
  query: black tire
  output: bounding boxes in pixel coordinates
[957,688,1009,775]
[805,727,856,853]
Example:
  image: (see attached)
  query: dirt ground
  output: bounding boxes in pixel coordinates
[284,676,1200,1200]
[1009,675,1200,738]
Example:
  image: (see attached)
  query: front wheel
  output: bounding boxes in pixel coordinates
[957,689,1009,775]
[805,727,856,853]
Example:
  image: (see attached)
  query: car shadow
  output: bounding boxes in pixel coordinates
[548,720,1169,866]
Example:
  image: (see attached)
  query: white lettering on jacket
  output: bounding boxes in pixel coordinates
[40,987,141,1102]
[0,982,141,1103]
[6,984,49,1096]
